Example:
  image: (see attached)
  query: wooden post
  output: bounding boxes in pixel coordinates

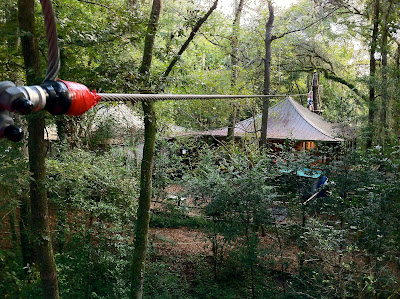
[227,103,237,141]
[312,71,318,112]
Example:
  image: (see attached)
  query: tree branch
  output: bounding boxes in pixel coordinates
[287,67,364,100]
[272,8,339,41]
[76,0,110,10]
[162,0,218,83]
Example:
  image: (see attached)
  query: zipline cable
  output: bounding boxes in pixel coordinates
[40,0,60,82]
[98,93,307,103]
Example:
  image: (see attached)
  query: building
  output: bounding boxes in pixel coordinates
[187,97,354,150]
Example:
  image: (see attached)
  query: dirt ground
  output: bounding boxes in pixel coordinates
[149,227,211,256]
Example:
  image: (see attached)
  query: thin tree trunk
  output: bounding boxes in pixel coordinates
[18,0,42,85]
[162,0,218,82]
[366,0,379,149]
[131,101,157,299]
[18,0,59,297]
[231,0,245,87]
[28,112,60,299]
[260,0,274,148]
[396,42,400,73]
[379,0,393,145]
[227,0,244,141]
[131,0,161,298]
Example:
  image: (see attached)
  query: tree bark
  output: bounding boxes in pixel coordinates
[28,112,60,299]
[366,0,379,149]
[260,0,274,148]
[131,0,161,298]
[18,0,59,297]
[227,0,244,141]
[231,0,245,87]
[396,42,400,74]
[379,0,393,145]
[18,0,42,85]
[131,100,156,299]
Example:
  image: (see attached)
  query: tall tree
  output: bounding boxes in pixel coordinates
[227,0,245,141]
[366,0,380,148]
[131,1,219,296]
[259,1,340,148]
[379,0,394,145]
[260,0,274,148]
[18,0,60,298]
[131,0,161,298]
[231,0,245,87]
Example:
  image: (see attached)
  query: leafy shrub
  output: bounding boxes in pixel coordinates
[46,148,139,298]
[150,211,208,229]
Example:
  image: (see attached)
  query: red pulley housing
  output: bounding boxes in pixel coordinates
[59,80,101,116]
[43,80,101,116]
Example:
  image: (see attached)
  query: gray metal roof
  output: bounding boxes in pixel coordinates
[192,97,352,142]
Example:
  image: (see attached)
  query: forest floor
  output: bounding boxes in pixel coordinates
[149,227,211,256]
[148,225,301,276]
[149,184,302,275]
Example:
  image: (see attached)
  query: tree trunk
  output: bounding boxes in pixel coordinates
[131,100,157,299]
[396,42,400,73]
[379,0,393,145]
[366,0,379,149]
[18,0,42,85]
[227,0,244,141]
[131,1,161,298]
[231,0,245,87]
[396,42,400,138]
[260,0,274,148]
[18,0,59,297]
[28,112,60,299]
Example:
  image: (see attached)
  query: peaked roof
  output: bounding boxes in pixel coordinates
[194,97,352,142]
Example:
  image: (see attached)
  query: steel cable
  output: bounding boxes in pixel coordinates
[40,0,60,82]
[98,93,307,103]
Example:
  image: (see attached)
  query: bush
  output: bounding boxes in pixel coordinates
[46,149,139,298]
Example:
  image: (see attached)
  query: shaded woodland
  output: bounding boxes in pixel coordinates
[1,0,400,298]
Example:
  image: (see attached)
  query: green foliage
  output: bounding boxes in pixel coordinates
[150,211,207,229]
[0,141,33,297]
[152,139,189,196]
[45,148,139,298]
[185,146,280,295]
[143,258,192,299]
[0,139,29,206]
[0,249,42,298]
[285,145,400,298]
